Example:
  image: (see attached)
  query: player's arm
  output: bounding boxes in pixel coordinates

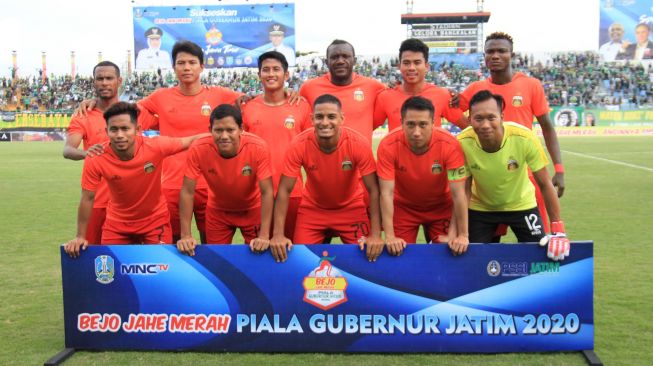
[379,178,406,256]
[361,172,384,262]
[536,113,565,197]
[250,177,274,253]
[62,133,86,160]
[270,175,296,263]
[532,167,570,261]
[64,189,95,258]
[177,177,197,256]
[448,179,469,255]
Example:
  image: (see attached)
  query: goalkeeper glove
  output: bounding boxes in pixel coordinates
[539,221,570,261]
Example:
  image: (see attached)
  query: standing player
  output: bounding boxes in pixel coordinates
[63,61,121,244]
[377,96,468,256]
[458,91,570,261]
[64,102,208,257]
[270,94,384,262]
[374,39,466,131]
[299,40,386,143]
[241,51,312,241]
[177,104,273,255]
[456,32,565,235]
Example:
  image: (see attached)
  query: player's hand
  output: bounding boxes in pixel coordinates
[249,236,270,254]
[449,90,461,108]
[448,235,469,256]
[85,143,105,158]
[73,98,96,117]
[176,236,197,256]
[385,235,407,256]
[539,221,570,261]
[270,234,293,263]
[285,89,302,106]
[359,235,384,262]
[552,172,565,198]
[64,237,88,258]
[235,94,253,107]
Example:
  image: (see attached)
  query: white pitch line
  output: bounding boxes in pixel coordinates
[562,150,653,173]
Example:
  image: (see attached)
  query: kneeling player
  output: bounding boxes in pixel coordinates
[377,96,468,256]
[64,102,207,257]
[176,104,274,255]
[458,90,570,260]
[270,94,384,262]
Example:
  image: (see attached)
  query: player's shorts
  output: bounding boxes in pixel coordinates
[494,173,550,239]
[101,211,172,244]
[164,187,208,237]
[85,207,106,245]
[270,196,301,242]
[206,206,260,244]
[294,201,370,245]
[469,207,545,243]
[393,203,451,244]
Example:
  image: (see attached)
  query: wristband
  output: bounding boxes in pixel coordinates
[554,164,565,173]
[551,221,565,233]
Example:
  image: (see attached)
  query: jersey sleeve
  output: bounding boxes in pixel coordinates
[216,86,244,104]
[373,92,389,129]
[458,85,475,112]
[156,136,185,157]
[184,145,202,181]
[375,138,395,180]
[137,103,159,130]
[444,139,468,182]
[241,103,252,132]
[525,133,549,172]
[353,137,376,176]
[67,116,87,137]
[442,100,465,128]
[299,100,313,131]
[138,92,159,117]
[530,79,550,117]
[80,157,101,192]
[255,143,273,181]
[281,140,304,178]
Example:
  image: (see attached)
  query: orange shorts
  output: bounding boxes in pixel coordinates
[393,203,451,243]
[85,207,106,245]
[294,201,370,245]
[101,212,171,244]
[206,206,260,244]
[164,187,208,237]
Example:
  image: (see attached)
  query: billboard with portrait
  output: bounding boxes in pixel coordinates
[132,3,295,70]
[599,0,653,62]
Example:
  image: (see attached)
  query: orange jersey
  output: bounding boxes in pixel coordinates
[68,109,110,208]
[185,133,272,211]
[81,136,184,222]
[459,72,549,129]
[377,127,465,211]
[283,127,376,210]
[138,85,242,189]
[241,95,312,198]
[299,73,385,143]
[374,84,464,131]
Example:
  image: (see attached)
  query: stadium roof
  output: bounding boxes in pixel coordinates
[401,12,491,24]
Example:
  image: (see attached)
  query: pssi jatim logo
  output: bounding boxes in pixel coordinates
[303,251,348,310]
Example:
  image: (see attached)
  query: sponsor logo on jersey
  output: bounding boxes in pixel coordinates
[95,255,115,284]
[303,251,348,310]
[144,162,155,173]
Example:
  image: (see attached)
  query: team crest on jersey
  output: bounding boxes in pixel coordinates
[353,88,364,102]
[95,255,115,285]
[144,162,155,173]
[512,95,523,107]
[201,102,212,116]
[341,157,353,171]
[303,251,348,310]
[242,164,253,176]
[431,161,442,174]
[284,115,296,129]
[507,157,519,171]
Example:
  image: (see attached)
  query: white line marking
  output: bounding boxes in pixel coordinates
[563,150,653,172]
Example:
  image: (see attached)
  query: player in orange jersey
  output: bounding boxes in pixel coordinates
[270,94,384,263]
[64,102,208,257]
[63,61,122,244]
[176,104,274,256]
[374,38,466,131]
[241,51,312,241]
[299,40,386,143]
[377,96,469,256]
[455,32,564,237]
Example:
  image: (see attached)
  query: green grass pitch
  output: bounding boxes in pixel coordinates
[0,136,651,365]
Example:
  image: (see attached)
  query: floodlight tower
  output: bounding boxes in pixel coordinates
[406,0,414,38]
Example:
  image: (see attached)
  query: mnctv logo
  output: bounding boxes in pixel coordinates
[120,263,170,275]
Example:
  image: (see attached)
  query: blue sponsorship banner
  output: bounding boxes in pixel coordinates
[61,243,594,353]
[132,3,295,70]
[599,0,653,61]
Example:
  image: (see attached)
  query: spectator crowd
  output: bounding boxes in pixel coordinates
[1,51,652,113]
